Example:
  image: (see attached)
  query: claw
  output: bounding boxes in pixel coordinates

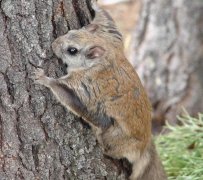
[31,68,49,86]
[34,68,45,79]
[30,68,42,80]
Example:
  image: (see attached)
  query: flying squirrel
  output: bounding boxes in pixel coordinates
[34,1,167,179]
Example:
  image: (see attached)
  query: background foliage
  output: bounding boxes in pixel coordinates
[156,112,203,180]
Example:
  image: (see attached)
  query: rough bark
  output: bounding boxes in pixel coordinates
[130,0,203,132]
[0,0,127,179]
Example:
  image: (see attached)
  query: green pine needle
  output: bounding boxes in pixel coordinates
[155,112,203,180]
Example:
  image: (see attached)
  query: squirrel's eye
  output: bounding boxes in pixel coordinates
[67,47,78,55]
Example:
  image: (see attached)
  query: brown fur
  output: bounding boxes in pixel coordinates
[34,3,167,180]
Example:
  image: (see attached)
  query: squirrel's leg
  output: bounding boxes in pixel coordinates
[33,68,86,117]
[102,126,150,180]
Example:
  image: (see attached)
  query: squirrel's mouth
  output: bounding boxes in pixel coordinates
[64,63,69,74]
[59,61,69,74]
[64,63,68,69]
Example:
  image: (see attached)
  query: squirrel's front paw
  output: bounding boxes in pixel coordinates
[32,68,50,86]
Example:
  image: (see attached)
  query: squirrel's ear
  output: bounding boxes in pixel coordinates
[86,46,105,59]
[84,24,99,33]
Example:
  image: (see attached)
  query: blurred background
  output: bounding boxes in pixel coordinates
[99,1,203,179]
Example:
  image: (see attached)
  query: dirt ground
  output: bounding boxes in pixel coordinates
[99,0,141,53]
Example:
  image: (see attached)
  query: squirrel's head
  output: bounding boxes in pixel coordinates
[52,24,123,73]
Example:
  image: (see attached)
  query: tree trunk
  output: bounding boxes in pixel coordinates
[0,0,126,179]
[130,0,203,132]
